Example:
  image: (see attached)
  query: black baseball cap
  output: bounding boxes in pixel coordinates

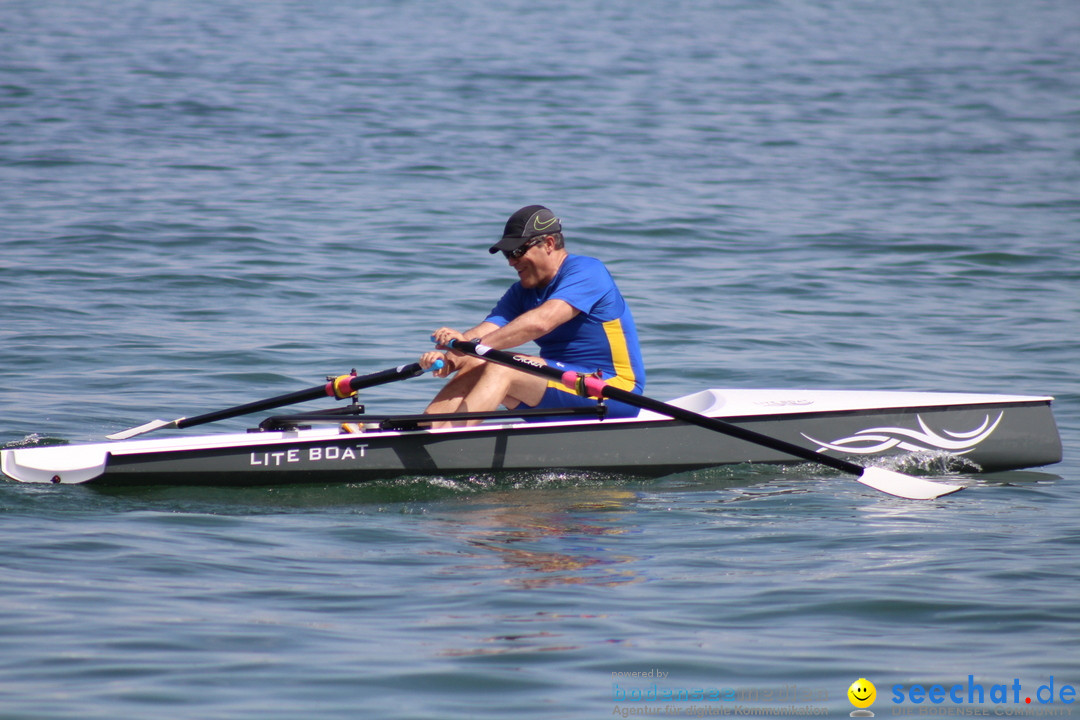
[488,205,562,254]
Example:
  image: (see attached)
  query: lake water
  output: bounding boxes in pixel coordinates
[1,1,1078,718]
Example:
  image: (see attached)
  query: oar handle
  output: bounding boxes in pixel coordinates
[325,361,437,400]
[443,339,568,382]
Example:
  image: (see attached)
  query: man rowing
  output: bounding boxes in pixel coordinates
[419,205,646,425]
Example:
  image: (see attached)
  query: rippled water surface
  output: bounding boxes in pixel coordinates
[2,1,1078,718]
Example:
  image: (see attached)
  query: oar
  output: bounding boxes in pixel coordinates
[107,361,440,440]
[441,340,963,500]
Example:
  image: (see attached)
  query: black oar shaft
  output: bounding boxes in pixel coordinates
[446,341,864,476]
[601,384,863,476]
[174,363,426,430]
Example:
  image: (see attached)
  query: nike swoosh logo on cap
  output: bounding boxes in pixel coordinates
[532,215,559,231]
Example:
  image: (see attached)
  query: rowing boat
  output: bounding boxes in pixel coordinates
[1,387,1061,487]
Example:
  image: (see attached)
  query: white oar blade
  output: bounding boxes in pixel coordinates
[857,467,964,500]
[106,418,175,441]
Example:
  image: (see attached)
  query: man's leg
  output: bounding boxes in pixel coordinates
[424,356,548,427]
[423,355,486,415]
[457,361,547,418]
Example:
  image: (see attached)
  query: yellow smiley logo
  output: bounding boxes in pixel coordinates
[848,678,876,708]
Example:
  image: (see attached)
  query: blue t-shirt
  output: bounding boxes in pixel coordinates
[485,254,646,393]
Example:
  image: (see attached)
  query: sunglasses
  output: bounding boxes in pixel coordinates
[502,236,545,260]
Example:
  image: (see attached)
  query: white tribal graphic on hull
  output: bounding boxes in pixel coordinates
[802,412,1003,455]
